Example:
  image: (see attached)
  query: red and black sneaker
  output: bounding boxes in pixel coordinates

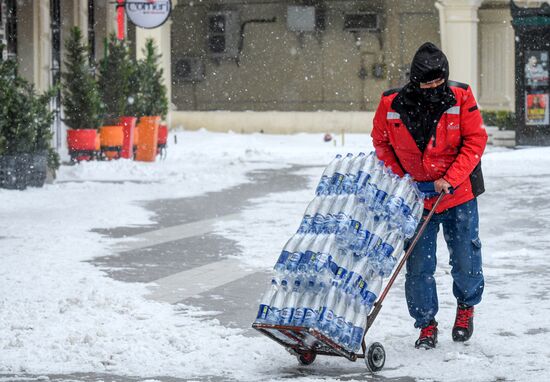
[453,303,474,342]
[415,320,438,349]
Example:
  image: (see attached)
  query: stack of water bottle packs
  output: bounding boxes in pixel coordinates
[255,152,425,353]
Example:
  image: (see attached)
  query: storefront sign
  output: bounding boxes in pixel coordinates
[125,0,172,29]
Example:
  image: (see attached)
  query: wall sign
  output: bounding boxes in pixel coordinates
[125,0,172,29]
[524,50,549,126]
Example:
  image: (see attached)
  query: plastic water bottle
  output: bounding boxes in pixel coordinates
[318,281,340,333]
[254,278,279,324]
[340,293,360,350]
[280,279,302,325]
[265,279,289,324]
[297,196,323,233]
[339,204,365,249]
[349,298,369,353]
[333,251,354,286]
[311,195,335,234]
[361,275,382,313]
[329,153,353,194]
[356,152,378,193]
[303,282,326,328]
[348,276,383,352]
[376,230,404,277]
[372,171,395,214]
[343,254,370,291]
[312,234,335,281]
[335,195,357,235]
[298,234,325,276]
[288,234,315,275]
[403,198,424,238]
[292,280,316,327]
[342,153,366,194]
[316,154,342,195]
[362,218,389,258]
[325,195,347,234]
[386,174,412,216]
[274,234,305,277]
[330,288,350,340]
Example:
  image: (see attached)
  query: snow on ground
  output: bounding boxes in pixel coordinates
[1,130,550,381]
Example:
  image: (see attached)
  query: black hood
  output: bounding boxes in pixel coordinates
[409,42,449,85]
[390,42,456,152]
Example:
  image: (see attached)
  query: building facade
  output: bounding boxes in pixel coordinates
[0,0,545,139]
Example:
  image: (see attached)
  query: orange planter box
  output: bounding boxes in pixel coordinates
[135,116,160,162]
[100,125,124,159]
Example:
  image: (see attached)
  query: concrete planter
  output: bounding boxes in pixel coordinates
[0,153,48,190]
[492,130,516,148]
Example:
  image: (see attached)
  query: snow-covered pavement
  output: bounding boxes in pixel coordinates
[1,130,549,382]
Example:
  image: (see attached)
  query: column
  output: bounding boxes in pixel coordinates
[435,0,482,97]
[74,0,89,39]
[34,0,51,93]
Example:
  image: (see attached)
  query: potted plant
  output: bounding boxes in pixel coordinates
[0,45,58,190]
[62,27,103,162]
[133,38,168,162]
[98,34,137,159]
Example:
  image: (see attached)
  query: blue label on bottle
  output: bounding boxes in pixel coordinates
[336,266,348,280]
[354,171,364,185]
[350,220,362,234]
[341,321,354,346]
[276,250,290,266]
[335,316,346,330]
[357,278,366,292]
[280,307,295,324]
[297,216,313,233]
[302,308,316,327]
[374,189,388,206]
[318,307,335,326]
[292,307,305,325]
[256,304,270,320]
[351,326,365,349]
[361,290,377,307]
[287,251,302,271]
[378,243,394,258]
[364,233,380,256]
[266,307,280,324]
[299,250,314,268]
[331,172,344,186]
[329,258,340,275]
[312,213,326,233]
[343,271,355,287]
[402,204,411,216]
[314,253,330,272]
[351,274,364,290]
[325,218,338,234]
[316,176,329,194]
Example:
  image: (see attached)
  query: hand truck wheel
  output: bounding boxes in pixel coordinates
[297,351,316,366]
[365,342,385,372]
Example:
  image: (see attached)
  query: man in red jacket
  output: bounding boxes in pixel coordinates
[371,42,487,349]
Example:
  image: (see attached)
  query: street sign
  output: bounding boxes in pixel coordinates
[125,0,172,29]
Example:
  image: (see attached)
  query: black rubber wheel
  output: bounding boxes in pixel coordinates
[297,351,316,366]
[365,342,386,372]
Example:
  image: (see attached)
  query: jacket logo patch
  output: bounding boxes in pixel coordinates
[447,122,460,130]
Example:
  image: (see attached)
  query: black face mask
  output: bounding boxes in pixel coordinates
[418,84,447,103]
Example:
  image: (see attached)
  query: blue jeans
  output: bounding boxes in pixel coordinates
[405,198,484,328]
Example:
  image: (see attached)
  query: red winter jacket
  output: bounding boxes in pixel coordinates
[371,82,488,213]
